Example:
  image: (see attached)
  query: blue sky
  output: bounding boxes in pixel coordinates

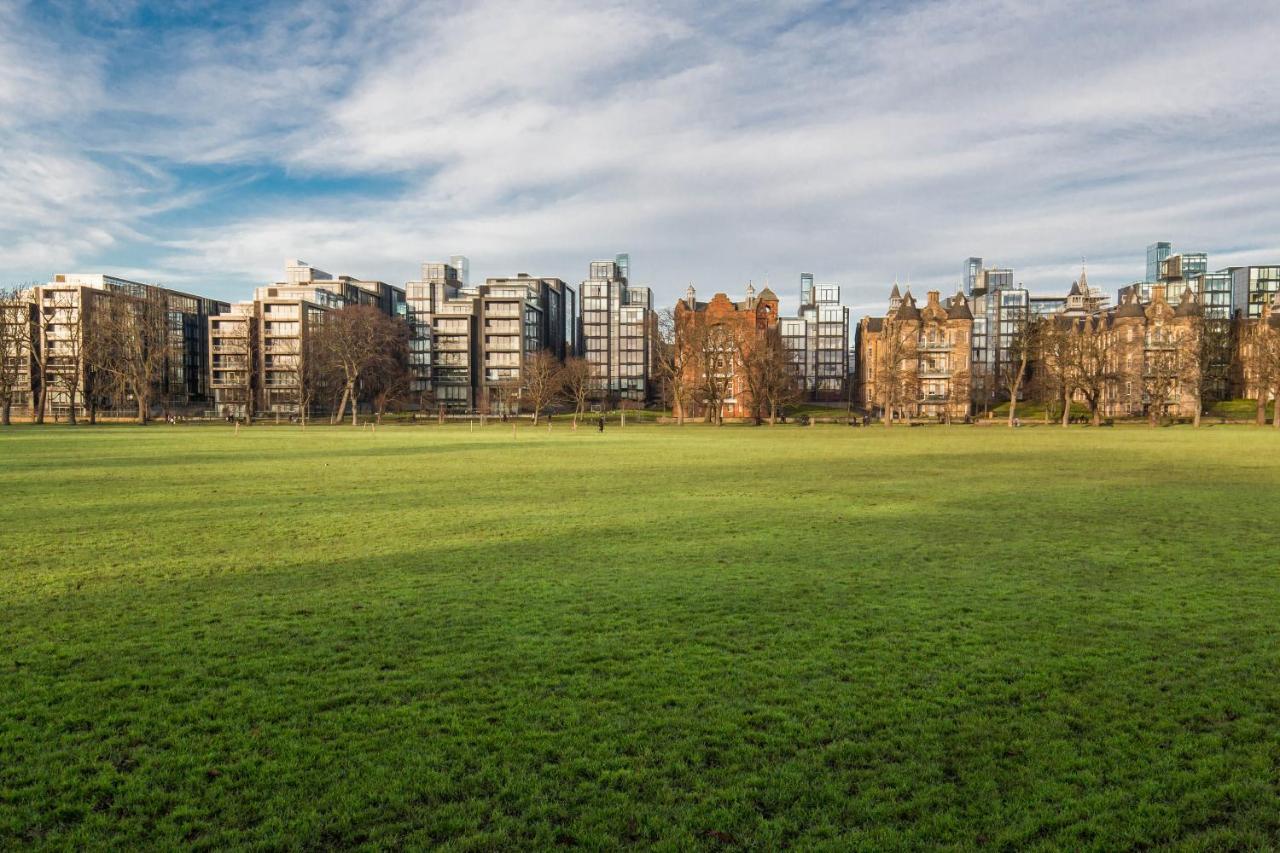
[3,0,1279,315]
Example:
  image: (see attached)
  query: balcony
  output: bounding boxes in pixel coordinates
[918,340,953,351]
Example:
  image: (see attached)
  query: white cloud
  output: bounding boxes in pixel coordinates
[2,0,1279,314]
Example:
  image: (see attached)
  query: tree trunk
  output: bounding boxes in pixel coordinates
[136,396,147,424]
[1257,395,1266,426]
[1062,388,1071,427]
[1091,402,1101,427]
[1,401,9,425]
[35,385,46,424]
[769,402,777,425]
[1007,381,1019,427]
[351,383,359,426]
[532,409,539,426]
[1192,394,1201,428]
[333,385,350,425]
[67,386,77,425]
[89,397,97,425]
[1273,393,1279,429]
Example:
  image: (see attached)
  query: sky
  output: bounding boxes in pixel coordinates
[3,0,1279,317]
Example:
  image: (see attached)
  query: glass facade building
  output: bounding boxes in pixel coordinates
[1231,266,1280,319]
[581,258,653,402]
[1146,241,1171,283]
[781,274,849,400]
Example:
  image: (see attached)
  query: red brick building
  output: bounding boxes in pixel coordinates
[674,283,780,420]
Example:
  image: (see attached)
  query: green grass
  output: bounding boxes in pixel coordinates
[3,423,1280,849]
[1205,399,1276,420]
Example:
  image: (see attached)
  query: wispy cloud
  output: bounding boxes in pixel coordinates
[2,0,1279,312]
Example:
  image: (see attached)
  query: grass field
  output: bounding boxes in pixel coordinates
[3,423,1280,849]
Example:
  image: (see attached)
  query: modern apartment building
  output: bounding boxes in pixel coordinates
[779,274,848,401]
[475,275,575,412]
[967,265,1024,411]
[403,262,578,413]
[963,257,983,297]
[1146,241,1172,284]
[208,260,405,417]
[1230,265,1280,320]
[1122,245,1209,307]
[19,274,227,419]
[1192,270,1233,321]
[581,258,654,403]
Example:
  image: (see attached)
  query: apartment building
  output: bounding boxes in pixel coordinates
[581,257,654,403]
[208,260,405,417]
[780,274,848,401]
[403,263,578,413]
[17,274,227,420]
[854,288,974,421]
[674,283,780,420]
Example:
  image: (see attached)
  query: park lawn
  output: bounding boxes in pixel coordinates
[2,423,1280,849]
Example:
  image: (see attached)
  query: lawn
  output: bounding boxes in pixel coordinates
[2,423,1280,849]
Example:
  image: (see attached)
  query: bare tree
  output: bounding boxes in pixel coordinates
[0,288,34,426]
[313,305,408,426]
[95,288,170,424]
[1068,317,1116,427]
[1242,315,1280,427]
[520,349,561,426]
[693,322,735,425]
[1001,316,1041,427]
[739,325,799,425]
[365,337,414,424]
[560,356,592,427]
[653,307,696,424]
[1141,322,1184,427]
[874,317,917,426]
[1183,315,1231,428]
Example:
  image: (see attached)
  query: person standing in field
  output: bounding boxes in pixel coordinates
[598,415,605,432]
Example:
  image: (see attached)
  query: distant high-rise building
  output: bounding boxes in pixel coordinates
[1146,241,1171,284]
[614,253,630,282]
[581,257,654,403]
[963,257,983,296]
[21,274,229,420]
[781,273,847,401]
[449,255,470,287]
[403,262,577,413]
[967,264,1022,411]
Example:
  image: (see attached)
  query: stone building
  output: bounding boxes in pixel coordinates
[854,287,974,421]
[673,283,780,420]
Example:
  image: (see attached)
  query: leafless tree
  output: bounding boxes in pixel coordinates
[738,325,799,425]
[1032,320,1070,424]
[0,288,34,425]
[520,349,561,425]
[559,356,592,427]
[365,337,414,424]
[1182,314,1231,428]
[874,317,917,426]
[93,288,169,424]
[313,305,408,426]
[691,322,735,425]
[1000,316,1041,427]
[653,307,696,424]
[1068,317,1115,427]
[1242,315,1280,427]
[1142,345,1181,427]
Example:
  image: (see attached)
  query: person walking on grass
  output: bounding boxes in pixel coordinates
[598,414,605,433]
